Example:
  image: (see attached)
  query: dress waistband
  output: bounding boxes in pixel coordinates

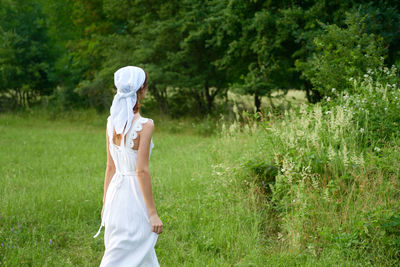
[115,170,136,176]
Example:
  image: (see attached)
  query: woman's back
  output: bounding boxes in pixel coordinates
[106,114,154,173]
[94,114,159,266]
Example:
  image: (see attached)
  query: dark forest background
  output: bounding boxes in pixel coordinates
[1,0,399,117]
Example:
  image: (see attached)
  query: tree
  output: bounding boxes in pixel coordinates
[0,0,56,109]
[165,0,230,115]
[296,9,386,97]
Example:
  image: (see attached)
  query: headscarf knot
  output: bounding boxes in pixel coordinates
[109,66,146,135]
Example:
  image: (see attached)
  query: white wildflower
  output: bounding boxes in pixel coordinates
[328,145,336,162]
[342,143,349,167]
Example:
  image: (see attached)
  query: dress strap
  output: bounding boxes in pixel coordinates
[107,114,143,149]
[106,116,113,145]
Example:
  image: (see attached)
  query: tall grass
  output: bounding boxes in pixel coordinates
[1,69,399,266]
[217,71,400,265]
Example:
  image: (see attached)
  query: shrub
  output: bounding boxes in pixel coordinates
[219,81,400,264]
[296,10,386,98]
[328,64,400,145]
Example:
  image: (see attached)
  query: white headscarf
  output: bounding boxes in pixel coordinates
[109,66,146,135]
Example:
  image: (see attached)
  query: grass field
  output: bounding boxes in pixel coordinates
[0,111,267,266]
[1,105,398,266]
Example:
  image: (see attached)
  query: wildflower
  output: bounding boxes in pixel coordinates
[364,74,369,78]
[277,232,283,240]
[262,181,265,187]
[374,147,381,152]
[360,128,364,133]
[342,143,349,167]
[326,97,331,102]
[49,239,53,245]
[349,77,353,81]
[1,243,3,247]
[328,145,336,162]
[10,228,13,232]
[325,111,332,115]
[332,88,336,92]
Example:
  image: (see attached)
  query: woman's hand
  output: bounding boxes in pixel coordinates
[149,213,163,234]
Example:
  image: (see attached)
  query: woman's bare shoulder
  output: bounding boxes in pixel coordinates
[142,118,154,132]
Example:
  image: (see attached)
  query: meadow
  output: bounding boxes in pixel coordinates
[1,78,399,266]
[1,1,400,265]
[0,110,268,266]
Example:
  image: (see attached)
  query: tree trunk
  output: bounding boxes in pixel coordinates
[150,83,169,114]
[23,91,28,108]
[16,88,21,107]
[254,93,261,113]
[304,81,323,103]
[204,82,222,115]
[194,91,207,115]
[204,82,212,114]
[27,90,32,107]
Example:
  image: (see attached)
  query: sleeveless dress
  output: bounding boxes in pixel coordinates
[93,114,160,267]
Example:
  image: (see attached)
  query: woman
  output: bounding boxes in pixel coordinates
[93,66,163,266]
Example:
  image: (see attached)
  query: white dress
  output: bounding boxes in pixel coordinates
[93,114,159,267]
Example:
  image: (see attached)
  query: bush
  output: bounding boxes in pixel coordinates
[217,75,400,264]
[296,10,386,98]
[327,64,400,145]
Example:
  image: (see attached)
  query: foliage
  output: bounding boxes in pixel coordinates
[215,67,400,264]
[0,0,57,109]
[2,0,400,114]
[211,0,302,110]
[296,10,386,98]
[328,65,400,145]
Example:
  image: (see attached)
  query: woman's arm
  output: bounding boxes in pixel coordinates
[102,129,116,218]
[136,120,163,234]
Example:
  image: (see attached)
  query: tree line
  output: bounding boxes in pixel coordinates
[0,0,399,116]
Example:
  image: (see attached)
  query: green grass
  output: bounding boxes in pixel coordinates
[0,111,267,266]
[1,106,398,266]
